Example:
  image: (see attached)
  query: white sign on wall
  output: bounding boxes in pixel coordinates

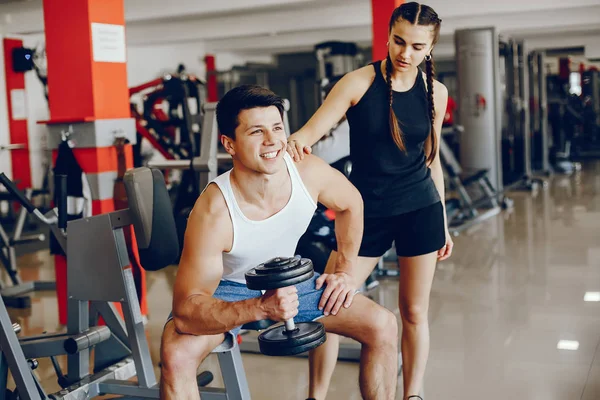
[91,23,126,63]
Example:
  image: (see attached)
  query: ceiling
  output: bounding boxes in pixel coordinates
[0,0,599,59]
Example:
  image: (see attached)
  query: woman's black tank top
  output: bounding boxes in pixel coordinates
[346,60,440,218]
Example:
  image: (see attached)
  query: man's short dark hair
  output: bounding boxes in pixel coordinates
[216,85,285,139]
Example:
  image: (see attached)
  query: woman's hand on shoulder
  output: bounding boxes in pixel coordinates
[286,133,312,162]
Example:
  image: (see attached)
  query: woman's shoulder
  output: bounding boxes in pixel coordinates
[338,63,380,107]
[346,63,378,84]
[420,72,448,103]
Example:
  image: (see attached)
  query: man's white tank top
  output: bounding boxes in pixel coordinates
[211,153,317,284]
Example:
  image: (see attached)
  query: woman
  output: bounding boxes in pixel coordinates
[287,3,453,400]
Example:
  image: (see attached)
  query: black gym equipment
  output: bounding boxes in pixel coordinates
[314,41,363,107]
[130,72,205,166]
[216,63,275,100]
[573,69,600,158]
[439,126,512,236]
[546,74,581,174]
[528,50,552,176]
[498,39,545,191]
[245,257,326,357]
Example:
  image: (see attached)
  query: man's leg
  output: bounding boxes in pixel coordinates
[308,250,382,400]
[160,320,225,400]
[319,294,398,400]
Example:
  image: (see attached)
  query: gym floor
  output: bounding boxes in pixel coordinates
[5,161,600,400]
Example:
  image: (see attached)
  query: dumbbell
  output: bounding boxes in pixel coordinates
[245,257,326,356]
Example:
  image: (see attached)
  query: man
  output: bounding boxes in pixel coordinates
[160,85,398,400]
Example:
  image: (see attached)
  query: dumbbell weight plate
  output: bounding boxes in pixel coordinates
[246,258,314,290]
[258,322,326,356]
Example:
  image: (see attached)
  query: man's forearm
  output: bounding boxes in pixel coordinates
[333,201,363,275]
[173,295,264,336]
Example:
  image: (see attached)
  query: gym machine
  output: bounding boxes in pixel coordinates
[314,41,364,106]
[454,28,544,195]
[528,51,552,176]
[546,74,580,174]
[216,63,275,99]
[439,126,510,236]
[0,144,55,309]
[131,72,211,228]
[0,171,220,399]
[129,72,205,166]
[0,187,54,309]
[499,39,544,190]
[0,174,129,399]
[576,69,600,157]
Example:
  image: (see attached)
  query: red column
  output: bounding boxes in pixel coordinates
[371,0,404,62]
[3,38,32,190]
[205,55,219,102]
[42,0,146,324]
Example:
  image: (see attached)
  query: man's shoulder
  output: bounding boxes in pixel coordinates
[189,182,230,223]
[292,153,330,188]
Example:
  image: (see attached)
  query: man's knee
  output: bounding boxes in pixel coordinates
[160,322,213,378]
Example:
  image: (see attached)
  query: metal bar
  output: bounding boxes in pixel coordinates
[34,209,57,226]
[518,41,532,177]
[111,227,157,388]
[12,188,31,241]
[198,102,219,190]
[109,209,133,229]
[0,144,25,151]
[147,159,192,170]
[45,210,65,253]
[93,302,129,347]
[0,222,14,275]
[66,298,89,384]
[217,348,252,400]
[0,353,9,396]
[0,300,42,400]
[538,52,550,174]
[97,381,159,398]
[48,358,136,400]
[96,378,228,399]
[20,335,69,359]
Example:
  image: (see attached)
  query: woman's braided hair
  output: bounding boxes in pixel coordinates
[386,2,442,165]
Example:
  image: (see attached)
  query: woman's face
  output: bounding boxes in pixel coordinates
[388,19,435,72]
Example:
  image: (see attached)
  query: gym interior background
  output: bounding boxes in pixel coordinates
[0,0,599,398]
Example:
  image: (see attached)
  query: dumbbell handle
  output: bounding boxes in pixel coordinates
[284,319,296,332]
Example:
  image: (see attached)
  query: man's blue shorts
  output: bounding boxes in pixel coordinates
[166,273,326,348]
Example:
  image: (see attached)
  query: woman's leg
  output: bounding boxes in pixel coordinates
[308,250,381,400]
[397,252,437,399]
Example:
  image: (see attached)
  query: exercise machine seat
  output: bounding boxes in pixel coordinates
[124,167,179,271]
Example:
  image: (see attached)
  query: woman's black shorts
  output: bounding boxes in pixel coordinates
[333,201,446,258]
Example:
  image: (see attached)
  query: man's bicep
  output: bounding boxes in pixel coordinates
[172,208,227,309]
